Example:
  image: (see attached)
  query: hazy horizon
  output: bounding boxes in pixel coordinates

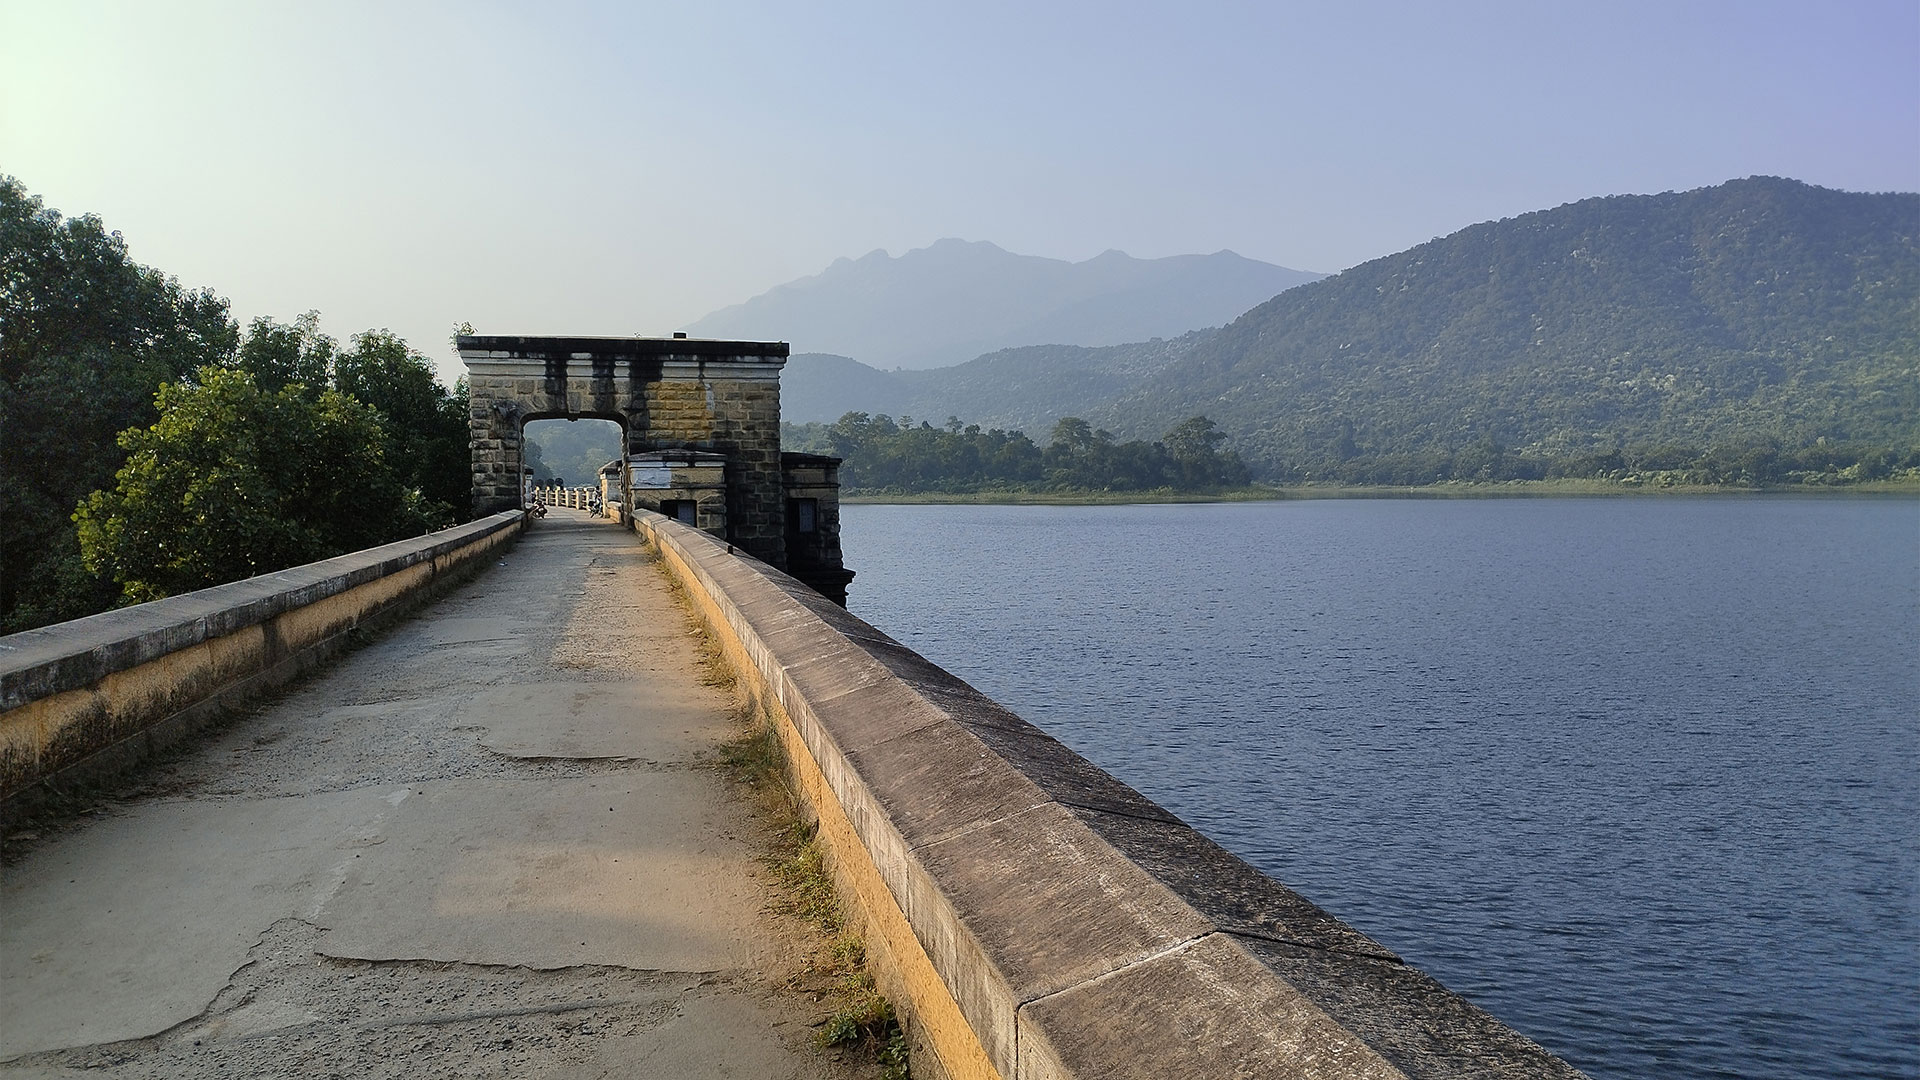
[4,0,1915,384]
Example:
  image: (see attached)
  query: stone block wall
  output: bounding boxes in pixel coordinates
[702,378,785,564]
[626,452,729,534]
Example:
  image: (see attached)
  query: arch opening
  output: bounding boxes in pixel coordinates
[523,417,624,489]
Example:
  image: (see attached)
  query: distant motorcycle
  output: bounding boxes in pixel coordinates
[529,501,547,518]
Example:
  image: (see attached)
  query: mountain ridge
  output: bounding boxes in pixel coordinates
[781,331,1216,431]
[686,240,1321,369]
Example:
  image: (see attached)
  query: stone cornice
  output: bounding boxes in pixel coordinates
[457,335,788,362]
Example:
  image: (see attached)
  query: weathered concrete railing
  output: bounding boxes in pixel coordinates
[533,485,597,510]
[633,509,1588,1080]
[0,510,525,814]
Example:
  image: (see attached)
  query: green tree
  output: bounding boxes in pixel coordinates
[1,176,238,630]
[1048,416,1097,454]
[523,435,552,483]
[1162,415,1227,463]
[235,311,334,393]
[74,367,437,604]
[333,330,471,520]
[1161,415,1249,487]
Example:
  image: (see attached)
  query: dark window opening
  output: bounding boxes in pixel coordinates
[789,498,818,533]
[660,500,698,525]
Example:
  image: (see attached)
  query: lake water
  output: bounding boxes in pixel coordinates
[837,497,1918,1080]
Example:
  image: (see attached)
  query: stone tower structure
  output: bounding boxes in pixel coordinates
[459,335,850,601]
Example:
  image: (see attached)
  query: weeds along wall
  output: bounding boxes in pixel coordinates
[628,510,1589,1080]
[636,515,998,1080]
[0,511,526,820]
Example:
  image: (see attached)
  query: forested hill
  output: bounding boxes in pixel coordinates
[1090,177,1918,479]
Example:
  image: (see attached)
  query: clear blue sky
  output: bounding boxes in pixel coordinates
[4,0,1915,382]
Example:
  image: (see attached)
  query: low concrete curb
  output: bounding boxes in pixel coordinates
[0,510,524,815]
[634,510,1588,1080]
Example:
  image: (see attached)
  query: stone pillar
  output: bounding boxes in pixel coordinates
[697,372,786,567]
[467,390,526,516]
[782,452,855,605]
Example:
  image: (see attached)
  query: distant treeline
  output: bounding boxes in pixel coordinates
[782,412,1251,494]
[1274,440,1920,487]
[787,408,1917,493]
[1,176,469,632]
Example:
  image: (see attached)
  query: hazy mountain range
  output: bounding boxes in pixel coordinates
[779,178,1918,477]
[779,335,1214,430]
[685,239,1322,369]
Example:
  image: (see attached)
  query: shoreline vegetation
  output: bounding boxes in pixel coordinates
[841,476,1920,505]
[795,411,1920,505]
[788,410,1920,507]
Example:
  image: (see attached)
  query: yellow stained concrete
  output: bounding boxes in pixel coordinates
[641,521,1005,1080]
[2,519,520,802]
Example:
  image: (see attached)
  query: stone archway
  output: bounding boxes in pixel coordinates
[457,335,790,568]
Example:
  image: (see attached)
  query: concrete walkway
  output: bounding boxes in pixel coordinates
[1,512,866,1078]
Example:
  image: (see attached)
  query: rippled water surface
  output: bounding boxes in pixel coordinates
[838,497,1918,1080]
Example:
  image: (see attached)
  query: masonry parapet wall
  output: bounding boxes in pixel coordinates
[632,508,1588,1080]
[0,511,525,813]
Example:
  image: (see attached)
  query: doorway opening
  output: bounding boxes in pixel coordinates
[523,418,623,488]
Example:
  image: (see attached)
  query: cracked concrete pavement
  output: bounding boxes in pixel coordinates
[0,511,876,1078]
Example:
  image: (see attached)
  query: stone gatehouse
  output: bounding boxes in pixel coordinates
[457,334,852,603]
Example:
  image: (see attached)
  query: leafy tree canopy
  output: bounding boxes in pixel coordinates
[523,419,623,487]
[1,175,239,629]
[2,176,474,630]
[334,329,471,518]
[74,367,441,604]
[234,311,334,393]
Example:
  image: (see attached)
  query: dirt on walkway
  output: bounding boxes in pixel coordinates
[1,512,880,1079]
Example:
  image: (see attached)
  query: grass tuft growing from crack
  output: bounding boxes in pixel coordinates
[719,719,909,1078]
[663,582,736,690]
[666,538,907,1078]
[693,631,736,689]
[772,821,845,932]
